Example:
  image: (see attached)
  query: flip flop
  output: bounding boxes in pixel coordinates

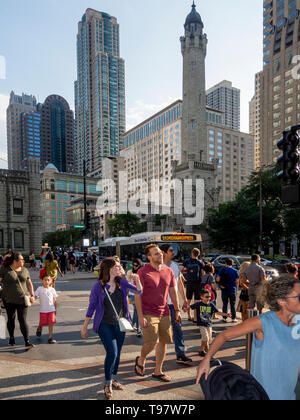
[152,373,172,383]
[135,356,145,377]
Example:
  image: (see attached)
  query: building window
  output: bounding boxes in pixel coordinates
[14,231,24,249]
[13,199,23,216]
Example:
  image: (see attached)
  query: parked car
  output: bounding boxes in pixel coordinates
[268,258,300,273]
[213,255,279,280]
[260,257,273,265]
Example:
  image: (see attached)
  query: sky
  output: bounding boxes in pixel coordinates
[0,0,263,168]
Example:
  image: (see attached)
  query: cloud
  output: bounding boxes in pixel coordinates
[126,97,179,131]
[0,94,9,168]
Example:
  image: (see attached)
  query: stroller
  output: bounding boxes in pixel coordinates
[200,359,270,401]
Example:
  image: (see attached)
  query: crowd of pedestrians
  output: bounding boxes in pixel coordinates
[0,246,300,400]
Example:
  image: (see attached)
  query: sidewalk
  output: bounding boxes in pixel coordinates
[0,318,246,400]
[28,269,97,282]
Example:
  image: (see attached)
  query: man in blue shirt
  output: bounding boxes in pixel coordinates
[216,258,239,323]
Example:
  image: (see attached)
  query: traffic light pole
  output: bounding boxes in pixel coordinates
[83,159,87,228]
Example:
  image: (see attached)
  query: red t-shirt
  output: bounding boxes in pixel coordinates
[137,264,176,317]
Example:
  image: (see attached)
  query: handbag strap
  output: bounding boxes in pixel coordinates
[104,287,121,321]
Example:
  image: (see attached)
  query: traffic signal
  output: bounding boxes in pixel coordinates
[277,125,300,184]
[85,212,91,230]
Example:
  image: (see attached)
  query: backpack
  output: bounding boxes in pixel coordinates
[204,284,216,302]
[185,260,201,283]
[219,268,230,290]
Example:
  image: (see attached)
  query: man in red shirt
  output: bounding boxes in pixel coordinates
[134,244,181,382]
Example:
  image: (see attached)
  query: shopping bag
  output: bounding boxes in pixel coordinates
[0,315,6,340]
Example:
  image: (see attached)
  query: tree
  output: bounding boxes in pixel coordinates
[206,165,287,254]
[43,229,82,249]
[106,213,147,238]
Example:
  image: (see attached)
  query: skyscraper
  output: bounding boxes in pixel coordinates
[39,95,75,173]
[7,91,37,170]
[206,80,240,131]
[260,0,300,167]
[74,8,126,176]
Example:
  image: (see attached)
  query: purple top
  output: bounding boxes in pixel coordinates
[86,277,142,333]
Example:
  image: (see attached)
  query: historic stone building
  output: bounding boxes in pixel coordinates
[0,158,42,254]
[173,2,219,235]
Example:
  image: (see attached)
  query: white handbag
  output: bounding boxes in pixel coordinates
[0,309,6,340]
[104,288,134,332]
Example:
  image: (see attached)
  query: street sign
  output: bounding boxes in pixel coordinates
[74,225,85,229]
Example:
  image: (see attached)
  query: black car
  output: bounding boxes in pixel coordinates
[268,259,300,273]
[213,255,280,280]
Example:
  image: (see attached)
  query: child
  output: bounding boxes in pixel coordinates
[190,290,230,357]
[34,274,58,344]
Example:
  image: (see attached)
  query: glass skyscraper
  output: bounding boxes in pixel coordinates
[74,8,125,176]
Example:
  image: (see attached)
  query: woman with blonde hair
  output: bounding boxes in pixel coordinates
[238,261,251,321]
[196,277,300,400]
[81,257,143,400]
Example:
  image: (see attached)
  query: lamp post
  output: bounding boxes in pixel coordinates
[253,171,263,253]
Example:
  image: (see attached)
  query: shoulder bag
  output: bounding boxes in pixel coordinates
[104,287,133,332]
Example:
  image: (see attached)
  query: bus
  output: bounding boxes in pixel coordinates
[98,232,202,264]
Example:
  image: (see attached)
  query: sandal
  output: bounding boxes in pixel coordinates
[134,356,145,377]
[104,384,113,400]
[152,373,172,383]
[112,380,125,391]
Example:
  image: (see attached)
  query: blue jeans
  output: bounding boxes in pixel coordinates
[98,323,126,385]
[221,290,237,320]
[169,304,185,357]
[129,295,140,329]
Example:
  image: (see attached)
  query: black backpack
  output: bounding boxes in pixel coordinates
[219,268,230,290]
[185,260,201,283]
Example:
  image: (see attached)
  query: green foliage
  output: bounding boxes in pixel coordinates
[206,165,298,254]
[107,213,147,238]
[42,229,82,249]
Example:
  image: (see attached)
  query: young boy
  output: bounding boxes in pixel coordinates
[190,290,230,357]
[35,274,58,344]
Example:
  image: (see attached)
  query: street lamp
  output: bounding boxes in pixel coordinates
[253,171,263,253]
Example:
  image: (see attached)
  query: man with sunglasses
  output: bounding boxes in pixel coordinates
[160,244,193,365]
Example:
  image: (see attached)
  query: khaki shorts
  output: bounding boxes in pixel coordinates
[142,315,173,345]
[199,326,213,344]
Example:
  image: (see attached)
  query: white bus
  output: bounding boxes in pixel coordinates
[98,232,202,263]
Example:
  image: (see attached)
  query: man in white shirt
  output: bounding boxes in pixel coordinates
[160,244,192,365]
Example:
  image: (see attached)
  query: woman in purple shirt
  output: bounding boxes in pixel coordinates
[81,258,143,400]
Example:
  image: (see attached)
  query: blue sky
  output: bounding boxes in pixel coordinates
[0,0,263,167]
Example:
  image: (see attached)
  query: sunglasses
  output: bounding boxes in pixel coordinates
[286,295,300,303]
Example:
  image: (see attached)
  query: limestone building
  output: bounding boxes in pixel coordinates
[0,158,42,254]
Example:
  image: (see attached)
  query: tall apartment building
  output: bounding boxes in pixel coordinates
[249,71,263,169]
[120,100,253,205]
[39,95,75,173]
[74,8,126,176]
[20,110,41,167]
[7,91,37,170]
[260,0,300,166]
[206,80,241,131]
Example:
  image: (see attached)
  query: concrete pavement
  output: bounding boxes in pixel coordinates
[0,269,247,401]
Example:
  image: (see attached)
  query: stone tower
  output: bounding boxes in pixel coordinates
[180,1,208,163]
[171,3,219,239]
